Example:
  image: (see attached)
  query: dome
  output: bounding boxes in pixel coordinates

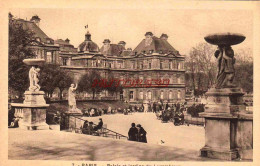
[77,31,99,53]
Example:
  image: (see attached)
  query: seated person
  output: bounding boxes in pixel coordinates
[94,118,103,131]
[9,117,19,128]
[87,122,94,135]
[82,120,89,134]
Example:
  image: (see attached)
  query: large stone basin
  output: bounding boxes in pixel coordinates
[204,33,245,46]
[23,59,45,66]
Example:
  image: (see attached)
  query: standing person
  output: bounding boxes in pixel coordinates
[176,102,180,112]
[165,102,169,110]
[143,101,148,113]
[108,106,111,114]
[148,102,152,112]
[156,103,160,113]
[128,123,138,141]
[137,124,147,143]
[153,102,156,113]
[141,103,144,112]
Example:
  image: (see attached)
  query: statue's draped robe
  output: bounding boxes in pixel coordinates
[216,49,235,88]
[68,87,76,107]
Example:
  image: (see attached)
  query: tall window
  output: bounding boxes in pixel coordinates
[63,58,67,66]
[173,60,177,69]
[169,91,173,99]
[46,51,52,63]
[169,60,172,69]
[177,76,181,84]
[130,91,134,100]
[132,61,135,69]
[148,91,152,100]
[160,61,163,69]
[177,90,181,99]
[140,63,143,69]
[139,91,143,100]
[120,91,123,100]
[160,91,164,99]
[52,53,55,63]
[149,62,152,69]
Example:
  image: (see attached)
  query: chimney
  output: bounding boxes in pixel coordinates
[145,32,153,46]
[118,41,126,48]
[65,38,70,43]
[103,39,111,45]
[145,32,153,37]
[103,39,111,53]
[160,33,168,40]
[30,15,41,27]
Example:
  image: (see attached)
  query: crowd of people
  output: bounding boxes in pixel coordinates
[153,101,186,123]
[128,123,147,143]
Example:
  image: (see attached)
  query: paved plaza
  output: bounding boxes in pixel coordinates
[81,112,205,151]
[8,112,212,161]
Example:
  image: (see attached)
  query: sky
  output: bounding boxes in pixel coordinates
[9,8,253,55]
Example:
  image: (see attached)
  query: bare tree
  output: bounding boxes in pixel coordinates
[186,42,217,95]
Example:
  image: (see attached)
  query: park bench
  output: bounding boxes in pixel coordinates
[93,124,109,137]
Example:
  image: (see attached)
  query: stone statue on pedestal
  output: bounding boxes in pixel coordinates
[68,83,81,114]
[200,33,252,161]
[28,65,41,92]
[68,83,77,109]
[214,46,236,88]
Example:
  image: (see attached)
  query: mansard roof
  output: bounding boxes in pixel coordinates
[14,19,54,44]
[133,35,180,55]
[100,44,125,56]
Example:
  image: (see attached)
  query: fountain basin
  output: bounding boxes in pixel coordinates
[23,59,45,66]
[204,33,245,46]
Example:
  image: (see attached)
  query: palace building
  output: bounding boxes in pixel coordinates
[12,15,185,104]
[60,30,186,104]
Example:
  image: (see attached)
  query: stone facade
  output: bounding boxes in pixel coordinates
[60,31,186,104]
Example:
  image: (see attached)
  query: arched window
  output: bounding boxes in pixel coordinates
[169,60,172,69]
[160,91,164,99]
[169,91,173,99]
[177,75,181,84]
[177,90,181,99]
[148,91,152,100]
[160,61,163,69]
[139,91,143,100]
[130,91,134,100]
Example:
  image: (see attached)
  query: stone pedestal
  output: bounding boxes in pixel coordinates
[235,112,253,160]
[200,88,252,160]
[11,91,49,130]
[61,112,83,132]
